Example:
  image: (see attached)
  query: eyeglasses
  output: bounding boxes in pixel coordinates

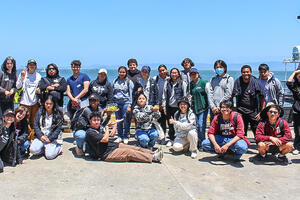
[72,65,80,69]
[48,68,56,71]
[268,110,278,114]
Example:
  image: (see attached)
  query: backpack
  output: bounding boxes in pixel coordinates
[217,112,239,132]
[70,107,88,130]
[261,119,284,137]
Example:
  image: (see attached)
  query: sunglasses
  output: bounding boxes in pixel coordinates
[268,110,278,114]
[48,68,56,71]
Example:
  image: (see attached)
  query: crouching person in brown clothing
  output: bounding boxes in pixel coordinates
[86,112,163,163]
[251,103,293,165]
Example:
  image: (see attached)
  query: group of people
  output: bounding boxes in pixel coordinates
[0,56,299,173]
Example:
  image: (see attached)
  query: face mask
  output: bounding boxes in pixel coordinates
[216,68,224,75]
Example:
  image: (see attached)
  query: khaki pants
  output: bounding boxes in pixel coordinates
[105,144,154,163]
[173,129,198,152]
[21,103,40,141]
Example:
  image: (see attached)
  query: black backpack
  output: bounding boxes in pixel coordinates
[71,107,88,131]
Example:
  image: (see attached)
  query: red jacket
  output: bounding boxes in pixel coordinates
[255,118,292,144]
[208,112,250,145]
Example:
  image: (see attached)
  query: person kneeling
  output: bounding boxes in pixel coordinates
[169,97,198,159]
[30,95,63,160]
[252,103,293,165]
[86,112,163,163]
[133,94,160,150]
[202,100,249,162]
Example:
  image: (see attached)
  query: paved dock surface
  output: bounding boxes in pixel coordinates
[1,131,300,200]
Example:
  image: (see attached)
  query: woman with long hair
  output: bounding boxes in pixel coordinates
[162,68,187,147]
[0,56,17,117]
[15,106,30,157]
[112,66,134,144]
[30,95,63,159]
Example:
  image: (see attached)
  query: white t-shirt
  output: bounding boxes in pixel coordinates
[16,71,41,106]
[40,113,53,137]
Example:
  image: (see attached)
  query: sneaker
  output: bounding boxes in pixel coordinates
[82,142,87,153]
[123,138,129,144]
[152,148,164,162]
[0,158,3,173]
[292,149,299,155]
[115,137,122,143]
[191,151,197,159]
[249,154,265,163]
[75,146,84,156]
[277,155,292,165]
[166,140,173,147]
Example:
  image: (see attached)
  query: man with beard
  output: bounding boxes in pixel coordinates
[232,65,265,137]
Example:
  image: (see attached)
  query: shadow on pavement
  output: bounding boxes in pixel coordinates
[199,155,244,168]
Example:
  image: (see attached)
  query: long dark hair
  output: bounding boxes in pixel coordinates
[170,68,181,82]
[41,95,62,129]
[1,56,17,75]
[118,66,128,78]
[46,63,59,78]
[214,60,227,74]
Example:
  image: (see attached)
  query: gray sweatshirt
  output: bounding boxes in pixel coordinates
[173,109,197,138]
[205,73,234,109]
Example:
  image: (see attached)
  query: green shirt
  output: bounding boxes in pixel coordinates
[190,78,209,114]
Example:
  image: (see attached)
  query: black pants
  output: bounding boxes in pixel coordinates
[0,101,14,118]
[0,139,8,171]
[241,112,259,137]
[293,113,300,150]
[166,106,178,141]
[158,108,167,134]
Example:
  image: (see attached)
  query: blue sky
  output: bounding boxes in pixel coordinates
[1,0,300,69]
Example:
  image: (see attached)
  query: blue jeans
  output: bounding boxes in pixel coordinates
[115,103,130,139]
[136,129,159,148]
[202,135,248,159]
[195,109,208,147]
[74,130,86,149]
[19,140,30,155]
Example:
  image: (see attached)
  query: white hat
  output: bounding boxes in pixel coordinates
[98,68,107,74]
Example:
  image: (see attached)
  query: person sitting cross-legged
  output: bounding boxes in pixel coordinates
[251,103,293,165]
[202,100,249,162]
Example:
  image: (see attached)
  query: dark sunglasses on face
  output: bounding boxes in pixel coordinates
[48,68,56,71]
[268,110,278,114]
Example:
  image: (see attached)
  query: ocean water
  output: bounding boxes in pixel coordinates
[16,68,294,107]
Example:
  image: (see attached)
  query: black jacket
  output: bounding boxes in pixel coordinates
[132,77,158,108]
[89,78,113,108]
[0,64,17,103]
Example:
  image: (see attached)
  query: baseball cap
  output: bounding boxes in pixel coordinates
[27,59,37,65]
[89,94,100,101]
[141,65,151,73]
[189,68,198,74]
[98,69,107,74]
[3,109,15,117]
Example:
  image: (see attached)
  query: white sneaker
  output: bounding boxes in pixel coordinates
[166,140,173,147]
[123,138,129,144]
[292,149,299,155]
[115,137,122,143]
[191,151,197,159]
[152,148,163,162]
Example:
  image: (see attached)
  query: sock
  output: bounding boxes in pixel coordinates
[261,154,266,158]
[278,154,284,158]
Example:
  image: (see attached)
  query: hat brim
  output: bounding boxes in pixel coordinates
[260,104,284,121]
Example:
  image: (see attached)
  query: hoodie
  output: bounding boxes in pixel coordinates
[38,65,67,107]
[89,78,113,108]
[0,60,17,103]
[259,71,284,106]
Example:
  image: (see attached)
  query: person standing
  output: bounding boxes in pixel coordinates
[153,64,169,141]
[180,58,194,91]
[66,60,90,118]
[206,60,234,122]
[38,63,67,111]
[89,68,113,110]
[232,65,265,137]
[162,68,187,147]
[286,66,300,155]
[0,56,17,117]
[112,66,134,144]
[16,59,41,141]
[258,63,284,106]
[127,58,141,84]
[188,68,209,149]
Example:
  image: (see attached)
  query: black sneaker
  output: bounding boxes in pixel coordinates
[0,158,4,173]
[249,154,265,163]
[277,155,292,165]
